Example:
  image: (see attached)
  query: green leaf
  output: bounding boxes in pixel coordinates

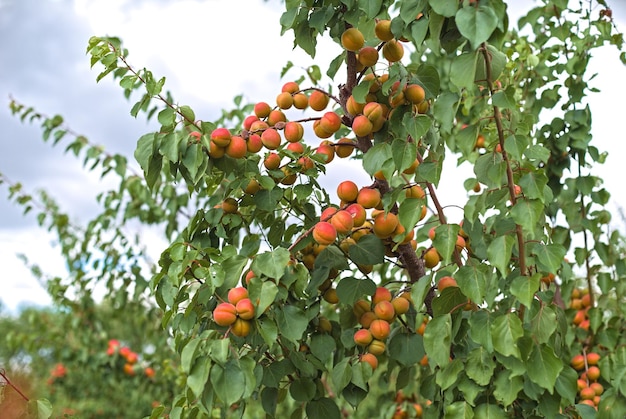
[253,248,291,279]
[525,344,563,393]
[363,143,393,176]
[352,79,372,103]
[331,358,352,394]
[432,286,468,316]
[518,171,548,201]
[474,152,506,188]
[34,399,53,419]
[290,378,316,402]
[473,403,507,419]
[466,347,496,386]
[423,313,452,367]
[181,337,202,374]
[530,304,557,345]
[433,223,460,264]
[455,5,499,50]
[392,138,418,172]
[358,0,382,18]
[475,45,507,82]
[415,64,441,97]
[428,0,458,17]
[444,400,475,419]
[455,264,489,304]
[491,87,517,109]
[400,0,425,24]
[260,387,278,416]
[450,52,478,90]
[510,274,540,308]
[493,370,523,406]
[254,188,283,212]
[276,305,308,343]
[336,276,376,305]
[388,333,424,366]
[188,356,211,398]
[248,280,278,319]
[310,333,336,363]
[510,199,543,237]
[348,234,385,266]
[210,360,245,405]
[469,310,494,352]
[532,243,566,274]
[432,92,459,134]
[305,397,341,419]
[491,313,523,358]
[258,317,279,345]
[487,235,515,276]
[398,198,424,236]
[403,113,432,141]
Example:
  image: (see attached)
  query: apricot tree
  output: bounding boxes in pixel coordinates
[4,0,626,418]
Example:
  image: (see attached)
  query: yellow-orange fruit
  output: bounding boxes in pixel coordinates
[211,127,232,147]
[405,184,426,199]
[369,319,391,340]
[391,297,411,315]
[375,19,394,41]
[383,39,404,62]
[330,210,355,235]
[337,180,359,202]
[346,95,365,116]
[359,311,377,328]
[231,318,251,337]
[313,221,338,245]
[341,27,365,52]
[221,197,239,214]
[335,137,356,158]
[284,121,304,143]
[587,366,600,381]
[374,301,396,321]
[267,110,286,126]
[368,339,386,355]
[363,102,384,122]
[282,81,300,94]
[354,329,374,346]
[225,135,247,158]
[323,288,339,304]
[263,152,281,170]
[315,142,335,163]
[320,112,342,134]
[423,248,440,268]
[571,354,585,370]
[253,102,272,118]
[373,212,399,239]
[244,179,260,195]
[249,120,269,133]
[404,84,426,104]
[372,286,392,304]
[243,115,259,131]
[352,115,374,137]
[437,276,458,291]
[309,90,330,111]
[276,91,294,109]
[228,287,248,304]
[261,128,282,150]
[287,141,305,155]
[353,299,372,318]
[586,352,601,366]
[360,353,378,370]
[293,93,309,109]
[213,302,237,326]
[235,298,255,320]
[358,46,379,67]
[356,188,381,209]
[247,134,263,153]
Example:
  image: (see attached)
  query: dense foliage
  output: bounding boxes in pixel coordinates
[2,0,626,418]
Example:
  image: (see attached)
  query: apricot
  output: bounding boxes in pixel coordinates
[210,127,232,147]
[281,81,300,94]
[213,302,238,326]
[341,27,365,52]
[235,298,255,320]
[369,319,391,340]
[363,102,384,122]
[357,187,381,209]
[359,311,377,328]
[253,102,272,119]
[475,134,485,149]
[352,115,374,137]
[590,382,604,396]
[320,111,342,134]
[417,100,430,114]
[225,135,247,158]
[221,197,239,214]
[249,119,269,133]
[309,90,330,111]
[293,93,309,109]
[573,310,586,326]
[318,317,332,333]
[287,141,305,154]
[374,301,396,321]
[263,152,281,170]
[586,352,600,365]
[353,299,372,318]
[587,366,600,381]
[346,203,367,227]
[261,128,282,150]
[367,339,387,355]
[337,180,359,202]
[406,184,426,199]
[320,206,339,221]
[284,121,304,142]
[403,159,420,174]
[231,318,251,337]
[354,329,374,346]
[276,91,294,109]
[391,297,410,315]
[323,288,339,304]
[267,109,286,126]
[374,19,394,41]
[580,387,596,400]
[346,95,365,116]
[335,137,356,158]
[437,276,458,291]
[313,221,338,245]
[404,84,426,104]
[330,210,355,235]
[571,354,585,370]
[360,353,379,370]
[372,286,392,304]
[358,46,379,67]
[373,212,399,239]
[423,248,440,268]
[315,142,335,163]
[247,134,263,153]
[383,39,404,62]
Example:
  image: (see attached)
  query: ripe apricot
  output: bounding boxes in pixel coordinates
[313,221,338,245]
[354,329,374,346]
[243,115,258,131]
[573,310,586,326]
[287,141,305,155]
[367,339,386,355]
[372,286,392,304]
[363,102,384,122]
[369,319,391,340]
[374,301,396,321]
[330,210,355,235]
[235,298,255,320]
[309,90,330,111]
[267,109,286,126]
[358,46,379,67]
[352,115,374,137]
[261,128,282,150]
[246,134,263,153]
[341,27,365,52]
[360,353,379,370]
[211,127,232,147]
[323,288,339,304]
[293,93,309,109]
[337,180,359,202]
[263,152,281,170]
[227,287,248,304]
[281,81,300,94]
[374,19,394,41]
[320,111,342,134]
[283,121,304,143]
[391,297,410,315]
[423,248,440,268]
[353,299,372,318]
[231,318,251,337]
[437,276,458,291]
[405,184,426,199]
[225,135,247,158]
[357,187,381,209]
[276,91,294,109]
[580,386,596,400]
[253,102,272,118]
[346,95,365,116]
[221,197,239,214]
[383,39,404,62]
[404,84,426,104]
[373,212,399,239]
[335,137,356,158]
[213,302,238,326]
[586,352,600,365]
[345,203,367,227]
[587,366,600,381]
[321,206,339,221]
[571,354,585,370]
[590,382,604,396]
[359,311,377,328]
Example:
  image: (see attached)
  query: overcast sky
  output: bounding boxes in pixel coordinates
[1,0,625,313]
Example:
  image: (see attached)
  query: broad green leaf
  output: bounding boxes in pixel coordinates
[257,318,278,345]
[491,88,516,109]
[510,274,540,308]
[530,304,557,344]
[388,333,424,366]
[455,264,489,304]
[188,356,211,398]
[491,313,523,358]
[310,333,336,363]
[253,248,291,279]
[493,369,523,406]
[503,135,529,162]
[336,277,376,306]
[358,0,382,18]
[456,6,499,49]
[432,91,459,134]
[290,378,316,401]
[473,403,507,419]
[510,198,544,237]
[444,400,475,419]
[392,138,418,172]
[403,113,432,141]
[331,358,352,394]
[210,360,245,405]
[450,52,478,90]
[469,310,493,352]
[262,359,295,388]
[428,0,457,17]
[487,235,515,276]
[466,347,496,386]
[398,198,424,237]
[433,223,460,264]
[423,313,452,367]
[415,64,441,97]
[254,188,283,212]
[475,45,507,82]
[248,280,278,318]
[34,399,53,419]
[348,234,385,266]
[399,0,424,24]
[276,305,308,342]
[525,344,563,393]
[260,387,278,416]
[518,171,548,201]
[305,397,341,419]
[363,143,393,176]
[436,358,464,390]
[555,366,578,404]
[474,152,506,188]
[181,337,202,374]
[432,286,468,316]
[532,243,567,274]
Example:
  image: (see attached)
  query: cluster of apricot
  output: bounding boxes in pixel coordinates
[351,287,412,370]
[105,339,155,378]
[212,286,256,338]
[392,390,425,419]
[571,351,603,408]
[570,287,592,331]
